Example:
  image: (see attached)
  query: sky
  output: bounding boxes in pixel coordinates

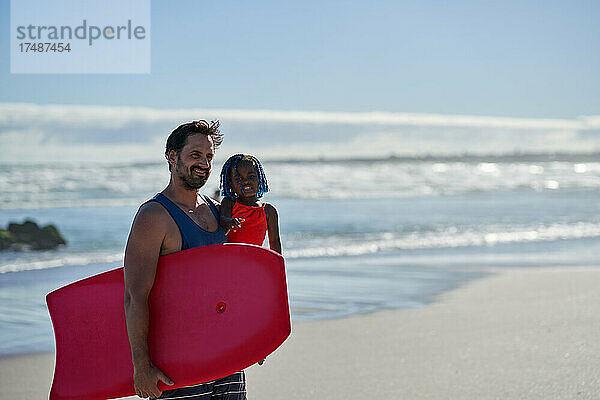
[0,0,599,161]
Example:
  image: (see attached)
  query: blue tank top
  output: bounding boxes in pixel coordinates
[149,193,227,250]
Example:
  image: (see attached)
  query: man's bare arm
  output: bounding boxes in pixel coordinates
[124,203,174,398]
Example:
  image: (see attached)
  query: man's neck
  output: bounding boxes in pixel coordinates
[162,182,201,209]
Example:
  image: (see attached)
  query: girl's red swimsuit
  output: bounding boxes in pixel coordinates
[227,201,268,246]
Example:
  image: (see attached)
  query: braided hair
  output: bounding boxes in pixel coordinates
[219,154,269,199]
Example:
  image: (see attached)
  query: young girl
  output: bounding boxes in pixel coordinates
[219,154,282,254]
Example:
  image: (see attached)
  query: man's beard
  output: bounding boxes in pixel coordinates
[176,157,209,190]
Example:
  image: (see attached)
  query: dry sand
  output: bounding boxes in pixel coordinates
[2,267,599,399]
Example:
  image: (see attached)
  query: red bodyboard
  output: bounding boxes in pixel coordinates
[46,243,291,400]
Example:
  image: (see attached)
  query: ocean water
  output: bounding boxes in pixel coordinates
[1,155,600,356]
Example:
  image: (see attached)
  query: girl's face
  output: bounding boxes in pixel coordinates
[230,160,259,198]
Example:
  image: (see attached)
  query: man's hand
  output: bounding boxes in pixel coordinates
[133,363,173,399]
[221,217,244,234]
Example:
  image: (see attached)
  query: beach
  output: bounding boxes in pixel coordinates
[2,0,598,397]
[2,266,598,400]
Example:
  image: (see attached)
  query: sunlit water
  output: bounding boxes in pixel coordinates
[1,154,600,356]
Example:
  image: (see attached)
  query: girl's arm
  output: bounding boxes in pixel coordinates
[219,197,243,234]
[264,203,282,254]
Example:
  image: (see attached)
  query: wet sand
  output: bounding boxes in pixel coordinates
[2,267,599,399]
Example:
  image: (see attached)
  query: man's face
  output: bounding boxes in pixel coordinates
[170,134,215,190]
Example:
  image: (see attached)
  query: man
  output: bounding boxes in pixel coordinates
[124,120,246,399]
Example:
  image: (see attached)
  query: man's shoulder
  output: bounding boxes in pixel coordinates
[136,200,172,225]
[138,199,166,214]
[204,194,220,205]
[203,194,221,211]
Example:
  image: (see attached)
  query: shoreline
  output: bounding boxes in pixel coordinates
[2,266,599,399]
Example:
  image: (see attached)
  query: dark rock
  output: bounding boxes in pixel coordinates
[0,230,13,251]
[2,220,67,251]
